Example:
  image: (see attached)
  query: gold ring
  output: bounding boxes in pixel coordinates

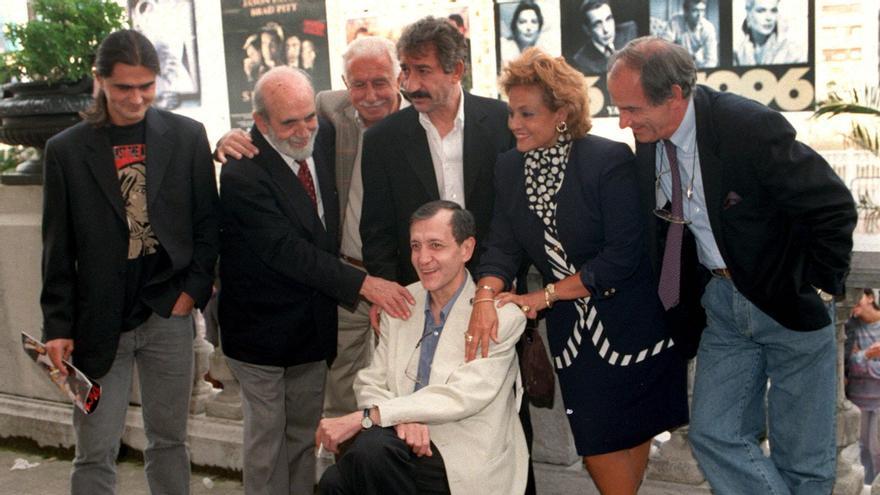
[465,334,474,343]
[520,305,530,313]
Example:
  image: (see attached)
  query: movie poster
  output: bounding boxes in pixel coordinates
[559,0,815,117]
[221,0,330,129]
[128,0,201,110]
[494,0,562,73]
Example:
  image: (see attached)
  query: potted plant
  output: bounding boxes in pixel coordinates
[0,0,124,185]
[814,87,880,230]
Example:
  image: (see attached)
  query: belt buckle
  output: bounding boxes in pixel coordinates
[712,268,731,279]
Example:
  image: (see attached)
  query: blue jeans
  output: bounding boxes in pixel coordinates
[860,408,880,484]
[71,313,194,495]
[690,277,836,495]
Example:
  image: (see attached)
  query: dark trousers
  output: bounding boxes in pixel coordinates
[318,427,450,495]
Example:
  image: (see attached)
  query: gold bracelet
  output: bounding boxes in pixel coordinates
[477,285,497,294]
[471,298,496,304]
[544,283,558,309]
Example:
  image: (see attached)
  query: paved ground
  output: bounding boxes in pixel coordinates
[0,443,244,495]
[0,441,868,495]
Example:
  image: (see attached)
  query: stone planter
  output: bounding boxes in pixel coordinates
[0,78,92,185]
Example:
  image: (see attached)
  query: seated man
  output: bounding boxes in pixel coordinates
[315,200,528,495]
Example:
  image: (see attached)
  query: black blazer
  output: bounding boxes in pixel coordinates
[360,92,515,284]
[218,122,365,367]
[41,108,219,378]
[479,136,674,355]
[636,85,857,352]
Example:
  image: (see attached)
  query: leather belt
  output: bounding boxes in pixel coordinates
[341,254,364,269]
[711,268,732,279]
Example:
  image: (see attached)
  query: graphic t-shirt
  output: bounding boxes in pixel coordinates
[110,121,166,331]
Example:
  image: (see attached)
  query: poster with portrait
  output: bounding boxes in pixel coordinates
[561,0,646,76]
[128,0,201,110]
[559,0,815,117]
[730,0,808,66]
[650,0,720,69]
[221,0,330,129]
[560,0,648,116]
[494,0,562,73]
[342,4,474,91]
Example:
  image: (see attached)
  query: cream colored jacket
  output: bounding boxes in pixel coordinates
[355,276,528,495]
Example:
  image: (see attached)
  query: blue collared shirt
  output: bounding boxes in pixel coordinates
[414,279,467,391]
[655,97,726,270]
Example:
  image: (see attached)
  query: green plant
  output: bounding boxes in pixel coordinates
[0,146,34,172]
[814,86,880,223]
[0,0,124,84]
[814,87,880,156]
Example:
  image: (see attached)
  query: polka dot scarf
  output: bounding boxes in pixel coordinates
[524,133,572,232]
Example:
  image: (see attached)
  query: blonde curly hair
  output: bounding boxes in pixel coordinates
[499,47,592,138]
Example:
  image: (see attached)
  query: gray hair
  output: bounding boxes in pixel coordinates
[342,36,400,80]
[410,200,475,244]
[397,16,468,74]
[252,66,313,119]
[609,36,696,106]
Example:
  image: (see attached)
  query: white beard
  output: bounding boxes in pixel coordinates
[265,123,318,161]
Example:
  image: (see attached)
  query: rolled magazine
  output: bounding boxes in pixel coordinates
[21,332,101,415]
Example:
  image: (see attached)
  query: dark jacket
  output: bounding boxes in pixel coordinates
[636,85,858,355]
[41,108,219,378]
[219,121,365,366]
[360,92,515,285]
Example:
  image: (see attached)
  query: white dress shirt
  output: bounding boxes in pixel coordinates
[418,87,466,208]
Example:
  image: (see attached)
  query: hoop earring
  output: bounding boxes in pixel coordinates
[555,121,568,134]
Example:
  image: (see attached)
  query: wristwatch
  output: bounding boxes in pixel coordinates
[361,408,374,429]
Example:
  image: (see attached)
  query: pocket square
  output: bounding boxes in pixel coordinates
[723,191,742,210]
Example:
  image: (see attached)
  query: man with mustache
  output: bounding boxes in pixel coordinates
[360,16,515,289]
[216,36,413,425]
[218,66,412,494]
[358,18,539,493]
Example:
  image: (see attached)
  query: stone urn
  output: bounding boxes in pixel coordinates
[0,78,92,185]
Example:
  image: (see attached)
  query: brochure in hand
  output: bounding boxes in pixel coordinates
[20,332,101,415]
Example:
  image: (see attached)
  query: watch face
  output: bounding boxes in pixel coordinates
[361,416,373,429]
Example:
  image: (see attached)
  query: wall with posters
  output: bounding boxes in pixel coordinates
[1,0,873,146]
[553,0,816,117]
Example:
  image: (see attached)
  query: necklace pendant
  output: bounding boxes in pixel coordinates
[686,186,693,199]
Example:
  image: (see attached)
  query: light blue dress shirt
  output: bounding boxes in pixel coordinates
[654,97,726,270]
[414,278,467,391]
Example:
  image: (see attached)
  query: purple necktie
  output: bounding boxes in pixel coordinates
[658,141,683,310]
[296,160,317,209]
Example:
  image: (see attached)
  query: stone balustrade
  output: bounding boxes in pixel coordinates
[0,182,876,493]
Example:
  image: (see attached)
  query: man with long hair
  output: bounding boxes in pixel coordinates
[41,29,219,493]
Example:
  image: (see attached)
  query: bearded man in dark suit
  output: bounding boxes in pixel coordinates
[218,66,411,494]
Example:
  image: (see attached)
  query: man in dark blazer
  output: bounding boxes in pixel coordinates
[41,30,218,494]
[215,36,410,422]
[607,37,857,494]
[218,66,412,495]
[360,16,515,287]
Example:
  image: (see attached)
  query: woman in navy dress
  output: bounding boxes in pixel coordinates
[467,48,687,494]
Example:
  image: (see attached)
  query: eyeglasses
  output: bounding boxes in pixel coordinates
[654,207,692,225]
[404,332,434,389]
